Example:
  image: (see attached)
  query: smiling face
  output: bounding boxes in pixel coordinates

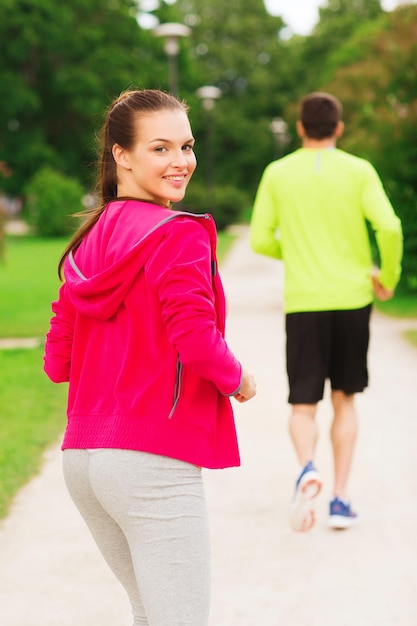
[112,108,197,206]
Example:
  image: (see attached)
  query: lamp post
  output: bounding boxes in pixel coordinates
[270,117,290,158]
[195,86,222,111]
[196,86,222,203]
[153,22,191,95]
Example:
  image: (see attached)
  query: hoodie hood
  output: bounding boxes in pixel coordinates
[64,201,215,321]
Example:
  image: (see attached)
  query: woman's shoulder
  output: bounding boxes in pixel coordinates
[163,213,218,254]
[167,211,214,235]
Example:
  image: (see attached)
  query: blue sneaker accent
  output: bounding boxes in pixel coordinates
[328,497,358,529]
[295,460,318,490]
[289,461,322,532]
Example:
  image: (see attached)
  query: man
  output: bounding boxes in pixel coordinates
[250,92,403,532]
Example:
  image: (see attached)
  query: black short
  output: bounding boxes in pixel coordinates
[286,305,372,404]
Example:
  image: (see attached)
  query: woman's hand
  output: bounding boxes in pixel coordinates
[234,369,257,403]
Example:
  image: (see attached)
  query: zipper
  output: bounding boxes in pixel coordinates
[168,357,183,419]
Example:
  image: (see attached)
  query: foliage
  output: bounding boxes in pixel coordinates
[160,0,292,196]
[0,0,156,195]
[0,0,417,279]
[182,179,250,230]
[316,5,417,290]
[279,0,384,102]
[24,167,84,236]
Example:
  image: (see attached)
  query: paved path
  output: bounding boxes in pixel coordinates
[1,226,416,625]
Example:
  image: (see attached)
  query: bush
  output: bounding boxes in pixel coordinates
[24,167,84,237]
[182,181,250,231]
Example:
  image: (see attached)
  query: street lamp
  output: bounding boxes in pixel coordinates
[270,117,290,158]
[195,85,222,111]
[153,22,191,95]
[196,86,222,203]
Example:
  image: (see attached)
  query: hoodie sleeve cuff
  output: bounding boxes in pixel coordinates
[223,366,243,397]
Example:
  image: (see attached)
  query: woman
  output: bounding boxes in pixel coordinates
[44,89,256,625]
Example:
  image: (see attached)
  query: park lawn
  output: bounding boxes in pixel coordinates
[404,329,417,348]
[375,292,417,318]
[375,291,417,347]
[0,236,66,338]
[216,229,236,262]
[0,236,69,518]
[0,235,68,518]
[0,346,67,519]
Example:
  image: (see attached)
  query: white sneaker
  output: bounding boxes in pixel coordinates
[289,461,322,532]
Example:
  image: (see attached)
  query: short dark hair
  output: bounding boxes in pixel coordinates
[300,92,342,139]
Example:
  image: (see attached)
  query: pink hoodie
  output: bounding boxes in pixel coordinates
[44,200,242,469]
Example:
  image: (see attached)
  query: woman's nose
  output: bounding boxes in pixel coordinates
[171,150,188,166]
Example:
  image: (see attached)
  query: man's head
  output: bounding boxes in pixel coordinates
[298,92,343,140]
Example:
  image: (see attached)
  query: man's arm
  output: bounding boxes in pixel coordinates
[250,167,283,260]
[362,163,403,290]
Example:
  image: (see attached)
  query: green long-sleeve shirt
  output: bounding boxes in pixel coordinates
[250,148,403,313]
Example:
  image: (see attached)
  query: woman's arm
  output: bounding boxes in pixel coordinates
[44,283,76,383]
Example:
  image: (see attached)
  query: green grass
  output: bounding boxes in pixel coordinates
[374,291,417,319]
[374,291,417,347]
[0,346,67,518]
[0,236,68,518]
[0,236,67,337]
[404,329,417,348]
[216,230,237,262]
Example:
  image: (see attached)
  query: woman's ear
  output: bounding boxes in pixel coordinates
[112,144,131,170]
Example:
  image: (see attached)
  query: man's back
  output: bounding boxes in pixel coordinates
[250,147,402,313]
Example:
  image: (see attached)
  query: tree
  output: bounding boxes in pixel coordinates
[154,0,292,202]
[316,5,417,289]
[24,167,84,236]
[0,0,157,196]
[289,0,384,97]
[0,0,416,280]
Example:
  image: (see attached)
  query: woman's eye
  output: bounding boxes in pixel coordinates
[182,144,194,152]
[155,146,167,153]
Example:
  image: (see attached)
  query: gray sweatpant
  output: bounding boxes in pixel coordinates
[63,449,211,626]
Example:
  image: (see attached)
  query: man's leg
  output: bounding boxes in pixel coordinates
[330,390,358,499]
[327,306,369,528]
[286,310,328,531]
[289,403,318,466]
[288,403,322,531]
